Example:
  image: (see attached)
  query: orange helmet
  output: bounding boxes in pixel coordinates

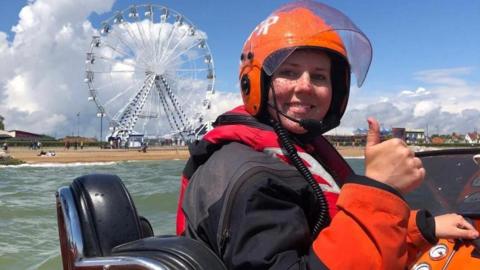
[239,1,372,130]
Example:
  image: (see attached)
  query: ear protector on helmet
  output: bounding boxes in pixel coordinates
[240,74,250,95]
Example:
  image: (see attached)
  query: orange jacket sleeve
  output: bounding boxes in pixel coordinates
[313,183,413,270]
[406,210,436,265]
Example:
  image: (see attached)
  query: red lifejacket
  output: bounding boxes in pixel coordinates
[176,105,353,235]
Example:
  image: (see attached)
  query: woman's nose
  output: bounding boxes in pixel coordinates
[294,72,314,93]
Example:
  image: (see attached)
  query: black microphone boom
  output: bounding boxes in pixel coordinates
[299,119,325,131]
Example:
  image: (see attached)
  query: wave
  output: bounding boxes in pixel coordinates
[0,161,118,168]
[344,156,365,159]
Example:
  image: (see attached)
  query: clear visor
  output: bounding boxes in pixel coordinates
[259,1,372,87]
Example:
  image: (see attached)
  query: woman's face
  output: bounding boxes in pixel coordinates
[268,50,332,134]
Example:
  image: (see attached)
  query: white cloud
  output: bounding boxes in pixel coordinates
[0,0,122,136]
[0,32,8,51]
[4,74,39,113]
[342,67,480,134]
[55,23,74,43]
[0,32,13,83]
[204,91,242,121]
[0,0,232,139]
[399,87,430,98]
[413,100,439,117]
[414,67,472,87]
[378,96,389,103]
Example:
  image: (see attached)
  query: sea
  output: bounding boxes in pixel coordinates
[0,158,364,270]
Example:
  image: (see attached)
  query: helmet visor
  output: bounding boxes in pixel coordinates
[257,1,372,88]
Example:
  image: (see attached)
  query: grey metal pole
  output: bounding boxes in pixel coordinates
[77,112,80,138]
[100,115,103,144]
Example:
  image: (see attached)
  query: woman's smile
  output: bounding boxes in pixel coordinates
[283,102,315,115]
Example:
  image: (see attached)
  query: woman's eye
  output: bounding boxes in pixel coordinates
[311,74,327,83]
[278,70,299,79]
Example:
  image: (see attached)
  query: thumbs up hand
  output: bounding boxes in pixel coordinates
[364,117,425,194]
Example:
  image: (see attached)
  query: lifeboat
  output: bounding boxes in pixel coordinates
[55,148,480,269]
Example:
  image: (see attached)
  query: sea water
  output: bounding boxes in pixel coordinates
[0,158,364,270]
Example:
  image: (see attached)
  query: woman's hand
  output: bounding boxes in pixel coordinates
[364,117,425,194]
[435,213,479,239]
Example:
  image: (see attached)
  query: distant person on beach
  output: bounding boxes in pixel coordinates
[176,1,478,269]
[38,150,55,157]
[2,142,8,152]
[139,142,147,153]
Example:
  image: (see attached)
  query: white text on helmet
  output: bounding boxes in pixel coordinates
[247,15,279,42]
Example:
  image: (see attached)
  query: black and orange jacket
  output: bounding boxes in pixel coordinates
[177,106,436,269]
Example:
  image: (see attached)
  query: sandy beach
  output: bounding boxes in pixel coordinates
[8,146,191,164]
[6,145,365,164]
[335,146,365,158]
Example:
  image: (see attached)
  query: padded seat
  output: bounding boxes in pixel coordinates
[70,174,147,257]
[57,173,226,269]
[112,236,226,270]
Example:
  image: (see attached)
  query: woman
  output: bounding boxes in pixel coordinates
[176,1,478,269]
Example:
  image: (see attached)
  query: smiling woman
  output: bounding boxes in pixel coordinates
[174,1,453,269]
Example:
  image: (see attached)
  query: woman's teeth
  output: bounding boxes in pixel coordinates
[286,103,313,111]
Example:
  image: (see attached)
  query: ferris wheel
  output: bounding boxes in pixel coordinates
[85,4,215,143]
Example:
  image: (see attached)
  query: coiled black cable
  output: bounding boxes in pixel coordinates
[271,119,330,237]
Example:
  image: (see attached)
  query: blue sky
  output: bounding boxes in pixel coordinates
[0,0,479,137]
[90,1,480,93]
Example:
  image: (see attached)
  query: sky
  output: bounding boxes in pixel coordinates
[0,0,479,138]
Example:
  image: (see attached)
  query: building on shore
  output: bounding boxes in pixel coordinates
[465,132,479,144]
[0,130,43,140]
[0,130,12,139]
[324,127,366,146]
[325,126,428,146]
[405,129,426,144]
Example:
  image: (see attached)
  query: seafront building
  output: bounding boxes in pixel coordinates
[465,132,480,144]
[405,129,426,144]
[326,127,429,146]
[0,130,43,140]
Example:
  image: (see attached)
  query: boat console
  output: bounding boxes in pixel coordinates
[408,148,480,270]
[55,173,226,270]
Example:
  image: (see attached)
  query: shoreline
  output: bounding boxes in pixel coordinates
[6,146,366,164]
[7,146,191,164]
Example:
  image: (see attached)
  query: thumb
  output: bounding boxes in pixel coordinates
[366,117,381,147]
